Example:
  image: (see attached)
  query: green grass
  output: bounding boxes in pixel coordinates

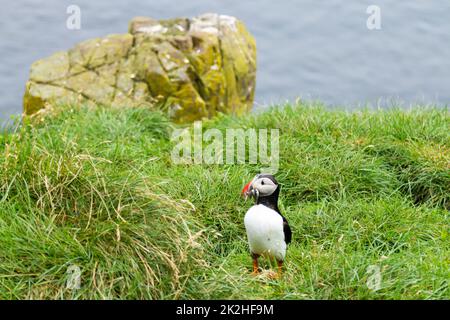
[0,103,448,299]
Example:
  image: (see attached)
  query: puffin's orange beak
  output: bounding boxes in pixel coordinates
[241,180,253,199]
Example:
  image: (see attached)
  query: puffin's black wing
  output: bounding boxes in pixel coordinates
[282,216,292,244]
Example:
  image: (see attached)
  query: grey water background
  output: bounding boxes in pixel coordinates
[1,0,450,121]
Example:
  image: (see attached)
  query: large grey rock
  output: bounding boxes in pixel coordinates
[23,13,257,123]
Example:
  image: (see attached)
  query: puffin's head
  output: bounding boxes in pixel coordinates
[241,174,279,201]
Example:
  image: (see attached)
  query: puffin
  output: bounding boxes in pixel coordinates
[241,174,291,277]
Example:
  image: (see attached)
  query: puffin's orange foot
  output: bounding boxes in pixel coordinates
[271,260,283,279]
[251,269,260,276]
[251,253,260,276]
[267,270,282,279]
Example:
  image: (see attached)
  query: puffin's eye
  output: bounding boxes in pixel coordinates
[261,180,265,185]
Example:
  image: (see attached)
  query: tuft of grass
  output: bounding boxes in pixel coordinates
[0,103,448,299]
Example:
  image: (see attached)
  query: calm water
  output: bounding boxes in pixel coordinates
[1,0,450,120]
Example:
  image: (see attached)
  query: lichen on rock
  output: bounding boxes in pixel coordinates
[23,13,256,123]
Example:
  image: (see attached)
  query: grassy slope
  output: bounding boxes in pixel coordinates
[0,103,448,299]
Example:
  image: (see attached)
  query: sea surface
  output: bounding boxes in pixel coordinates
[1,0,450,120]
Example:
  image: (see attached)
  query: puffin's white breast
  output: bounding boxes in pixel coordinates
[244,204,286,261]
